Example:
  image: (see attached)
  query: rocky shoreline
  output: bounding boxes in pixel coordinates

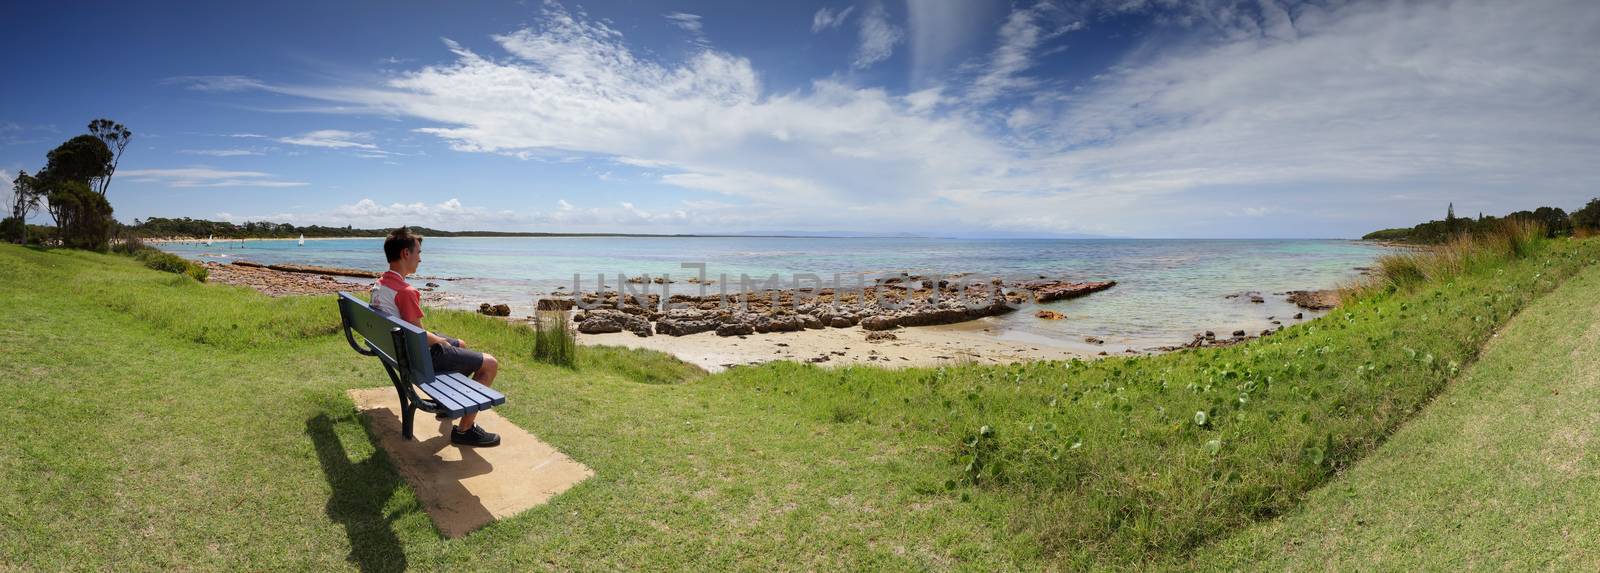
[561,275,1118,338]
[202,261,366,297]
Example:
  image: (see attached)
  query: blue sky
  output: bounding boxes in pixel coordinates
[2,0,1597,238]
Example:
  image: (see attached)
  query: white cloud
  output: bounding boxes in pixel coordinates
[852,3,903,70]
[180,149,264,157]
[812,5,856,32]
[966,5,1050,104]
[664,12,711,47]
[277,129,378,150]
[665,12,701,33]
[262,197,726,231]
[167,75,268,92]
[119,167,309,188]
[205,0,1600,237]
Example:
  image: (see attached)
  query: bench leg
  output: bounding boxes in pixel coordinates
[401,401,416,441]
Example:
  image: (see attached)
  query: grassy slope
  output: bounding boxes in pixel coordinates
[1188,250,1600,570]
[0,246,1017,572]
[1,238,1598,571]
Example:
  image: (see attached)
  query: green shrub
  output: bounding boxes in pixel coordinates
[0,216,23,244]
[110,235,146,255]
[532,309,576,368]
[128,246,207,282]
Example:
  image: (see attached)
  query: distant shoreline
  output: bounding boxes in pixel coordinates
[142,233,918,243]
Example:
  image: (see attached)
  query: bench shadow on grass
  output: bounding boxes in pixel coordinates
[306,414,410,573]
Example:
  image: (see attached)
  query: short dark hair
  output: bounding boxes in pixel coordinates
[383,227,422,262]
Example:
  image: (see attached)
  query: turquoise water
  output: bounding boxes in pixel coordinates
[161,237,1391,349]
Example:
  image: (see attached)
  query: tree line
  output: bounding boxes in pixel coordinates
[1363,200,1600,243]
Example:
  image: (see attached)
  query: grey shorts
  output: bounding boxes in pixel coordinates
[430,336,485,375]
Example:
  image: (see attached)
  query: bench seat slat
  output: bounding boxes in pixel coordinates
[438,373,493,405]
[418,380,476,416]
[441,373,506,407]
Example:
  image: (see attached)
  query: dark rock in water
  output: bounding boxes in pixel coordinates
[1035,309,1065,320]
[1085,336,1105,345]
[1205,331,1216,339]
[1232,329,1247,337]
[478,303,512,317]
[425,282,441,288]
[1026,280,1117,303]
[716,322,755,337]
[865,331,897,342]
[1286,290,1339,310]
[1294,312,1304,320]
[266,263,378,279]
[1261,329,1273,337]
[1249,295,1265,304]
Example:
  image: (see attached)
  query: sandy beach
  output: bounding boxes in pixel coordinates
[579,317,1107,373]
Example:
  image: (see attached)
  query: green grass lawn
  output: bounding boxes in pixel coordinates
[1,235,1597,571]
[1186,244,1600,571]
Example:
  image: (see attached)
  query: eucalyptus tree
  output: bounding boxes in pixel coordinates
[87,119,132,196]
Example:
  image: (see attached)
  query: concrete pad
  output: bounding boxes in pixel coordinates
[347,387,594,538]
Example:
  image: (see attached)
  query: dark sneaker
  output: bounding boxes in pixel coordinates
[451,425,501,447]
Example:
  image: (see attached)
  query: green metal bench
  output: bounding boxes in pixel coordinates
[337,292,505,440]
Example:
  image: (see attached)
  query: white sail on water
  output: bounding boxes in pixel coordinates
[298,234,304,246]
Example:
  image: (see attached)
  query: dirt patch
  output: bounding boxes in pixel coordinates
[346,388,594,538]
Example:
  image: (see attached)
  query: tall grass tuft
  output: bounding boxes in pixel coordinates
[1353,218,1545,298]
[532,309,577,368]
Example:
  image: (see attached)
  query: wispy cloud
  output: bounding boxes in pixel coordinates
[180,149,264,157]
[120,167,309,188]
[966,4,1058,104]
[277,129,378,150]
[664,12,711,48]
[812,5,856,33]
[232,196,739,231]
[852,3,903,70]
[166,75,268,92]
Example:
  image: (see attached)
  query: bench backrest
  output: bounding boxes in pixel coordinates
[337,292,434,384]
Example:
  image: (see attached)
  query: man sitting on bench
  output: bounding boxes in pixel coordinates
[372,227,502,447]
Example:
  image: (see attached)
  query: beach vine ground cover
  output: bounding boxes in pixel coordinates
[1,230,1596,570]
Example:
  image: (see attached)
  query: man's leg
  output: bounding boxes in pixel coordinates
[456,353,498,430]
